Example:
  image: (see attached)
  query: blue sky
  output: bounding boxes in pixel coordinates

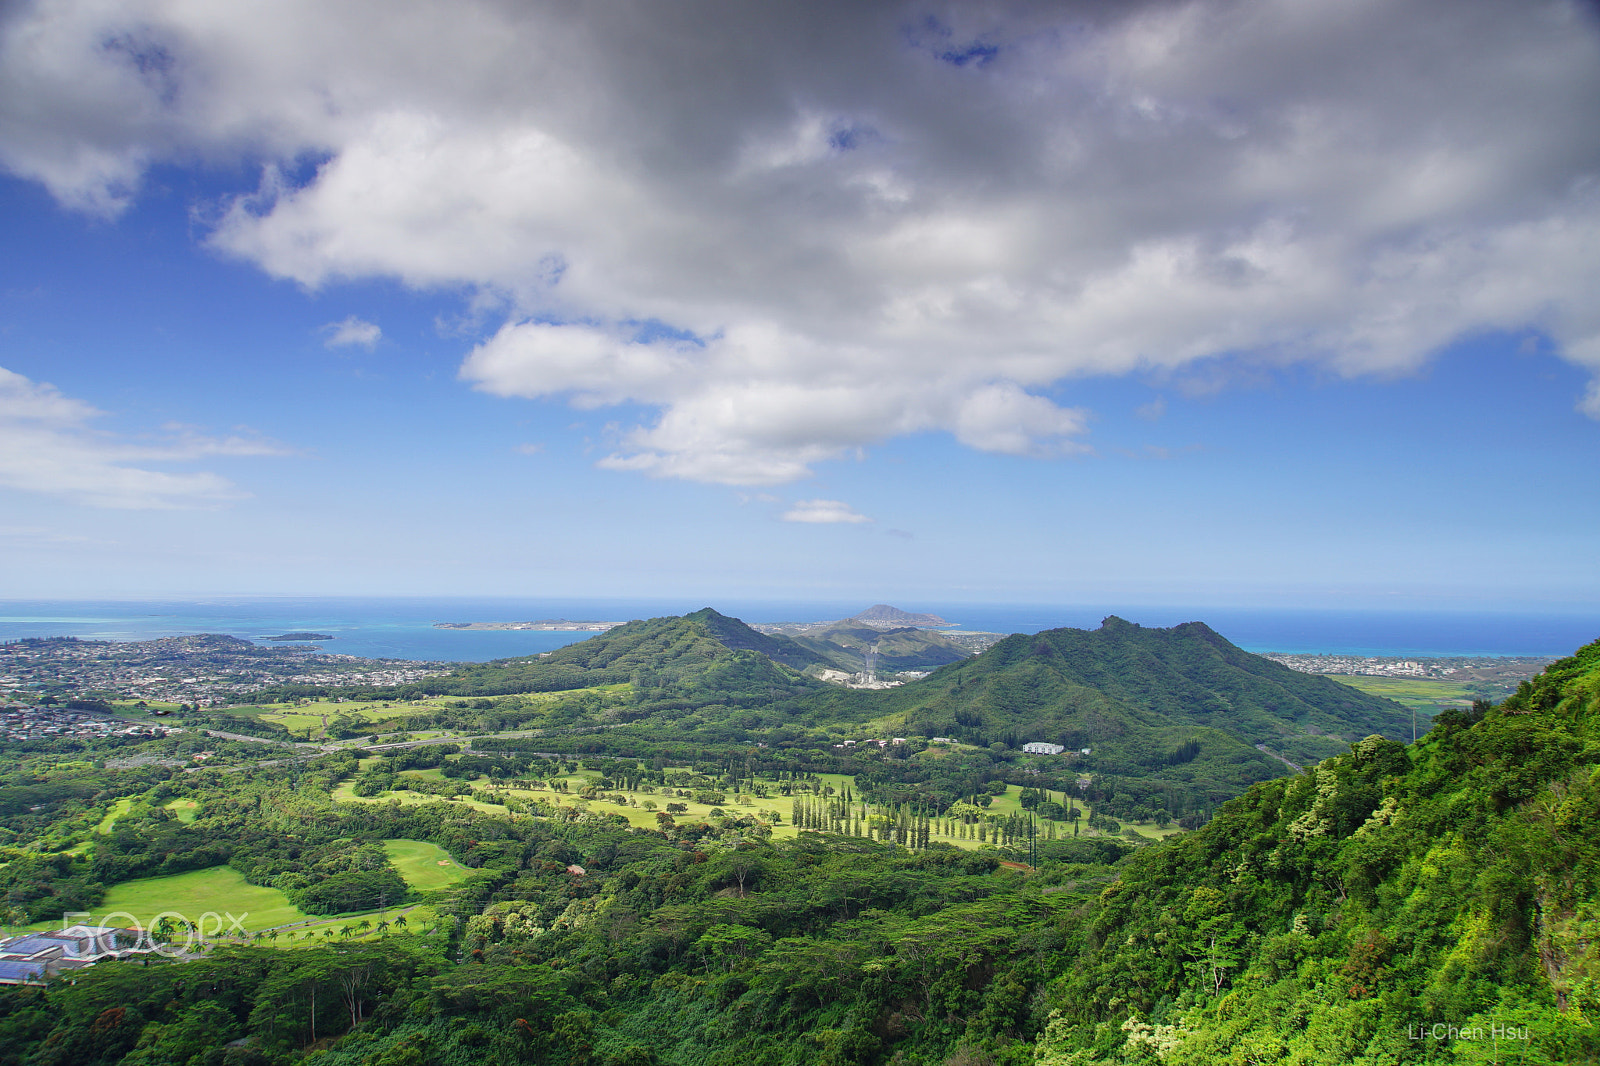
[1,0,1597,611]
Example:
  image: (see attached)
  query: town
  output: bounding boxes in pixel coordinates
[0,633,451,707]
[1262,651,1553,682]
[0,704,178,743]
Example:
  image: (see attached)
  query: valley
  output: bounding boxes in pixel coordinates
[0,610,1593,1065]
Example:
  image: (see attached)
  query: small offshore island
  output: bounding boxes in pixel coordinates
[263,632,334,641]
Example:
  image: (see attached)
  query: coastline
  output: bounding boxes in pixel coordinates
[2,597,1595,663]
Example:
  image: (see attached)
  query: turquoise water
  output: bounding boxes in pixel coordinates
[0,597,1594,662]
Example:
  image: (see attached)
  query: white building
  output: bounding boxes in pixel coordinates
[1021,742,1066,755]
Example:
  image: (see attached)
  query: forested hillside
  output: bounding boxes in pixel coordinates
[1028,633,1600,1064]
[233,613,1418,823]
[872,617,1413,758]
[243,610,824,705]
[1,637,1593,1063]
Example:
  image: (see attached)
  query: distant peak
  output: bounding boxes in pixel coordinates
[685,607,738,623]
[849,604,948,626]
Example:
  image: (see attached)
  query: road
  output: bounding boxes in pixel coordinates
[1255,743,1305,773]
[202,729,312,749]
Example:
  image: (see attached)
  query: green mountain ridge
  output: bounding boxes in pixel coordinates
[910,616,1410,746]
[240,611,1414,815]
[8,637,1595,1064]
[395,609,825,701]
[800,615,1411,778]
[1024,633,1600,1063]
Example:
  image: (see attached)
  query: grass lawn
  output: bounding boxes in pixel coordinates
[165,798,200,823]
[814,772,857,796]
[270,904,450,947]
[27,866,311,933]
[1322,674,1470,714]
[94,797,134,835]
[488,779,806,839]
[932,783,1173,843]
[341,769,1144,853]
[383,839,472,891]
[330,781,508,816]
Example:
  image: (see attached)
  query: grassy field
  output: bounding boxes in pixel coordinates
[27,866,312,933]
[94,797,134,834]
[383,839,472,891]
[330,781,508,816]
[1323,674,1472,715]
[165,798,200,823]
[249,686,628,740]
[267,904,450,947]
[331,764,1157,851]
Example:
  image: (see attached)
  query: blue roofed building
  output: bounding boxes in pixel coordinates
[0,925,147,984]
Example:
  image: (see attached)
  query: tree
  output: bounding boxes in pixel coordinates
[695,924,773,971]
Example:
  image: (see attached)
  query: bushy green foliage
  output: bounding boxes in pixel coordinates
[877,616,1410,750]
[1030,636,1600,1064]
[3,631,1594,1065]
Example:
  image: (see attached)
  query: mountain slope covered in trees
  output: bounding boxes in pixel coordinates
[829,616,1413,761]
[237,613,1418,818]
[1026,631,1600,1064]
[2,637,1595,1064]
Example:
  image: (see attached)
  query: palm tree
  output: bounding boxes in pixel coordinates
[394,914,408,930]
[357,919,372,933]
[340,925,354,939]
[268,930,280,943]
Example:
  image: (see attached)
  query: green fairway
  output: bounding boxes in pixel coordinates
[94,797,134,835]
[30,866,311,933]
[341,767,1128,853]
[165,798,199,823]
[383,839,472,891]
[1323,674,1470,714]
[331,781,508,816]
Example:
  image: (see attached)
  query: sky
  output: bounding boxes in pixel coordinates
[0,0,1597,610]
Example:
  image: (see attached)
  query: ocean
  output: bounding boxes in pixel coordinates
[1,597,1596,663]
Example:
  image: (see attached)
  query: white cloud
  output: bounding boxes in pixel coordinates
[4,0,1599,481]
[0,366,287,509]
[781,499,872,525]
[323,315,381,349]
